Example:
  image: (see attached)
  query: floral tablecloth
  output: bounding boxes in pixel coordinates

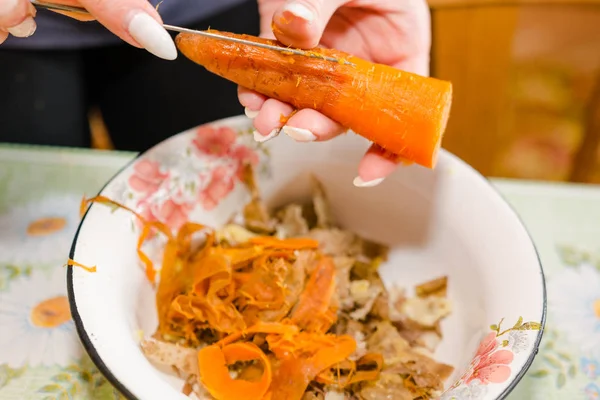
[0,144,599,400]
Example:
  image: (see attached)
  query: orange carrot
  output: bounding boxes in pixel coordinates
[217,322,299,347]
[249,236,319,250]
[198,342,272,400]
[175,31,453,168]
[290,256,337,332]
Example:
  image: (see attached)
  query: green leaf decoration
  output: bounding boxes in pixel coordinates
[512,316,524,329]
[557,245,585,266]
[0,264,33,289]
[65,365,81,374]
[81,371,93,383]
[544,355,563,369]
[556,244,600,268]
[528,370,550,378]
[494,317,540,336]
[568,365,576,378]
[518,322,542,331]
[556,373,566,389]
[0,364,26,388]
[557,352,572,361]
[38,384,62,393]
[52,373,72,383]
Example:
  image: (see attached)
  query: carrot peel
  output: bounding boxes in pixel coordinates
[290,256,337,332]
[316,353,383,387]
[65,259,97,273]
[198,342,272,400]
[249,236,319,250]
[89,192,388,398]
[267,335,356,399]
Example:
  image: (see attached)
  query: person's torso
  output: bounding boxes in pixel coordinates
[2,0,247,50]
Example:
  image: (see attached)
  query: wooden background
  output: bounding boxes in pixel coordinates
[91,2,600,183]
[430,0,600,183]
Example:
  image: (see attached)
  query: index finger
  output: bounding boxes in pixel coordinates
[43,0,96,22]
[0,0,35,32]
[54,0,177,60]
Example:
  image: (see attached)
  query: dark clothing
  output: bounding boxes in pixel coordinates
[0,1,260,152]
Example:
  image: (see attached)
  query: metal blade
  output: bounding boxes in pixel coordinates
[163,25,353,65]
[30,1,353,65]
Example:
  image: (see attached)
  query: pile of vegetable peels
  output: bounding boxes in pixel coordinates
[87,167,454,400]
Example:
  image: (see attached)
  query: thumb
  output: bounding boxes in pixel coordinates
[269,0,347,49]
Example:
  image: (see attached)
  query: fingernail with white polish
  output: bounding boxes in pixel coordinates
[245,108,259,119]
[282,2,314,23]
[283,126,316,142]
[128,12,177,60]
[7,17,36,38]
[253,129,279,143]
[353,176,385,188]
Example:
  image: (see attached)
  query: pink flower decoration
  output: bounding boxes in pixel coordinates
[193,125,237,156]
[156,199,193,231]
[198,165,236,210]
[134,199,159,233]
[230,145,260,178]
[128,160,168,196]
[462,332,514,385]
[137,198,193,232]
[477,332,499,358]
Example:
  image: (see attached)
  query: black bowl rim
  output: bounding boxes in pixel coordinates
[67,115,547,400]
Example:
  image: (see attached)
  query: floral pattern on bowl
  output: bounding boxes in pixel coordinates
[109,123,270,234]
[442,317,542,399]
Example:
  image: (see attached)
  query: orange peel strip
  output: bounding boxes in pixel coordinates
[249,236,319,250]
[217,322,299,347]
[65,259,97,273]
[198,342,272,400]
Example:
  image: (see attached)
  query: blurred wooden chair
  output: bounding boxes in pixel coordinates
[428,0,600,183]
[89,107,114,151]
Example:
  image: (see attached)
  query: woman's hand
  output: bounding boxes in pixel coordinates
[0,0,177,60]
[239,0,431,187]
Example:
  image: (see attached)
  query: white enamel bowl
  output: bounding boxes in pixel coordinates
[68,115,546,400]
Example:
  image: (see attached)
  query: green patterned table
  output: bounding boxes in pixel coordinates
[0,144,599,400]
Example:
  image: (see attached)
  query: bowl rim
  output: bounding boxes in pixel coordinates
[67,115,547,400]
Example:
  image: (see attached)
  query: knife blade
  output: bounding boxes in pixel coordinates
[30,0,353,65]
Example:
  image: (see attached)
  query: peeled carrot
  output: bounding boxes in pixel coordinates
[175,31,453,168]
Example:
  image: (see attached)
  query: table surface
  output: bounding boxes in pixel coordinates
[0,144,599,400]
